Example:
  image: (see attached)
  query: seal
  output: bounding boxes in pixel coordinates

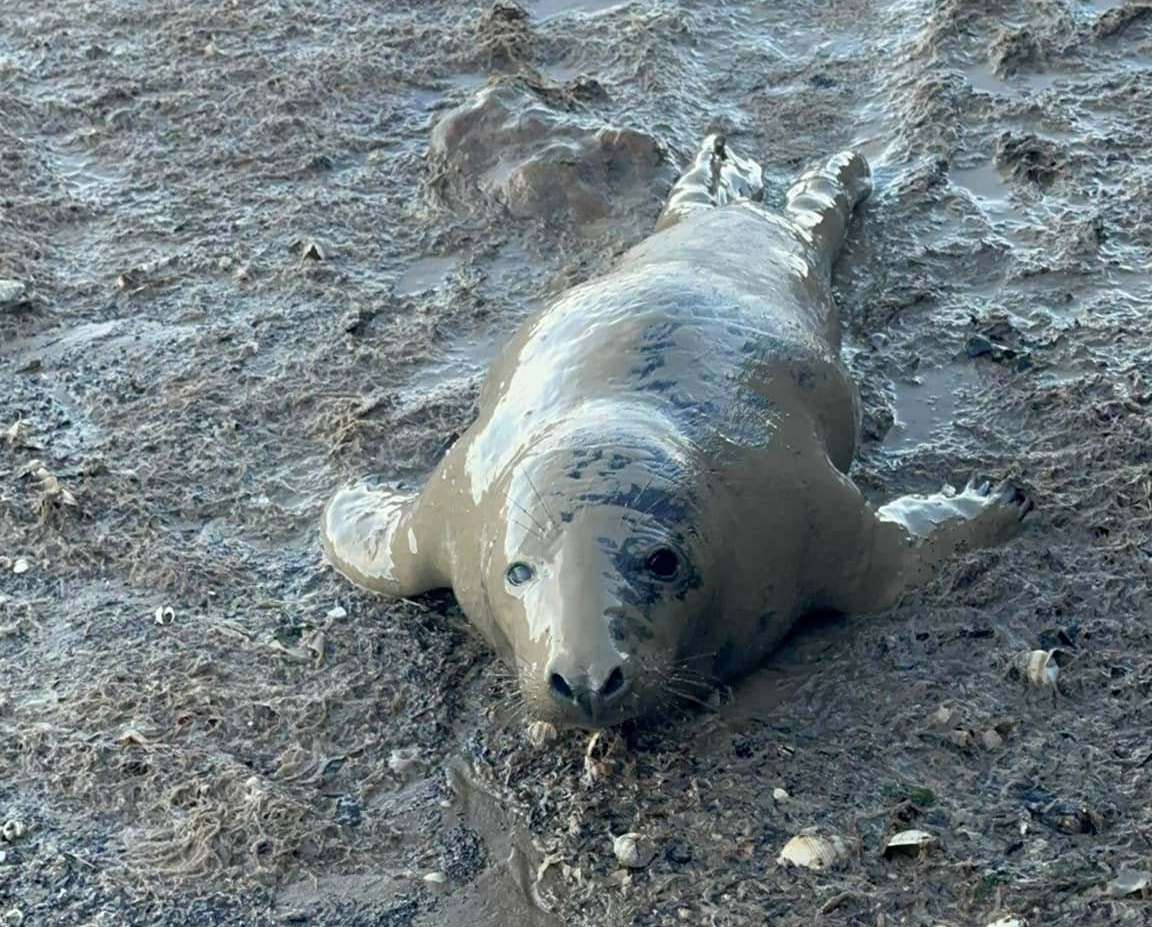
[322,136,1031,729]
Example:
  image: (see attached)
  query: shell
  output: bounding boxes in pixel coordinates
[612,832,657,869]
[772,787,790,802]
[883,829,936,857]
[526,720,559,748]
[388,747,422,778]
[422,871,446,884]
[1107,869,1150,898]
[1016,649,1060,687]
[986,918,1027,927]
[776,833,844,870]
[1,820,26,842]
[11,559,29,575]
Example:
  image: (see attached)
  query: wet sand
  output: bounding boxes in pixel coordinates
[2,0,1151,924]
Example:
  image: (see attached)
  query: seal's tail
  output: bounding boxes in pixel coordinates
[785,150,872,269]
[656,134,764,231]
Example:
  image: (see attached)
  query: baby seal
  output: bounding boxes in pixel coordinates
[322,136,1030,728]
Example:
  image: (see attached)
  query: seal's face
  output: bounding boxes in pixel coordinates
[484,453,716,728]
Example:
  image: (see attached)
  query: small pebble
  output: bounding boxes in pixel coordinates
[12,559,29,575]
[981,729,1004,751]
[423,871,446,884]
[947,728,974,749]
[772,787,790,802]
[326,606,348,620]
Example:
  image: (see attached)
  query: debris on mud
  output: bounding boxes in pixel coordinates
[995,132,1066,189]
[0,281,27,312]
[428,75,675,231]
[611,832,656,869]
[777,832,847,871]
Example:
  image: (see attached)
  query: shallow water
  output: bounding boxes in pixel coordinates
[884,364,981,452]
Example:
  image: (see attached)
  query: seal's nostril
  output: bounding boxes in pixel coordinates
[599,666,625,699]
[549,672,574,701]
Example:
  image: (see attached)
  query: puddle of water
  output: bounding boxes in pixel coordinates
[531,0,630,18]
[410,72,486,111]
[540,62,582,83]
[949,161,1037,248]
[884,364,979,452]
[396,255,458,296]
[963,63,1059,96]
[55,148,125,194]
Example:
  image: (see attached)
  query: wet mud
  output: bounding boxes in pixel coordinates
[2,0,1151,925]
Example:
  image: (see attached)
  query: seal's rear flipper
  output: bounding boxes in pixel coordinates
[656,134,764,231]
[320,485,447,597]
[785,150,872,272]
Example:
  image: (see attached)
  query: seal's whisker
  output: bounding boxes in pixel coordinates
[628,474,657,526]
[523,472,556,530]
[508,502,548,538]
[663,684,716,712]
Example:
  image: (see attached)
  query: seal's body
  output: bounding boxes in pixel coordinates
[323,139,1029,728]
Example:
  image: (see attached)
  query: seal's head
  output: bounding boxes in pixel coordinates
[480,430,720,729]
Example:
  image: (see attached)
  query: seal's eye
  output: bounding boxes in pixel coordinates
[645,548,680,580]
[506,562,535,586]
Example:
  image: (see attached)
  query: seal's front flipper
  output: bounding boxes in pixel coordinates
[785,150,871,273]
[320,484,447,597]
[656,134,764,231]
[815,475,1032,614]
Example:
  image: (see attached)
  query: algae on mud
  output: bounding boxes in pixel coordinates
[2,0,1152,925]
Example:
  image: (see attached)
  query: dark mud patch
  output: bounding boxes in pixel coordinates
[3,0,1152,925]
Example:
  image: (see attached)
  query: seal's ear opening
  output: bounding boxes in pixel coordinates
[320,485,447,596]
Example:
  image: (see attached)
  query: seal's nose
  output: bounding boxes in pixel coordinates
[547,659,629,718]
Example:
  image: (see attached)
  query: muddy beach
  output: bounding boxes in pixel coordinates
[2,0,1151,924]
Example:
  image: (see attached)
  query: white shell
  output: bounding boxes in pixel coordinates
[422,871,446,884]
[326,606,348,620]
[0,279,26,307]
[526,720,558,748]
[1016,649,1060,687]
[612,832,656,869]
[12,559,29,575]
[154,606,175,626]
[1107,869,1150,897]
[776,833,844,870]
[772,787,790,802]
[388,747,422,777]
[884,829,936,856]
[1,820,25,842]
[986,917,1027,927]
